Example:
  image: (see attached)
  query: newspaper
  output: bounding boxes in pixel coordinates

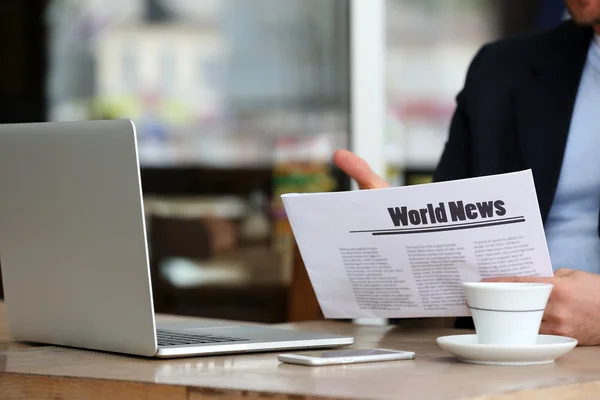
[281,170,553,318]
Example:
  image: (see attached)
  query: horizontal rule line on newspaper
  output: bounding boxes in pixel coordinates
[369,218,526,235]
[349,216,526,234]
[349,216,526,235]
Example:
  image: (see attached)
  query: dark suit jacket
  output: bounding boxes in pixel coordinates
[433,20,594,221]
[431,20,595,329]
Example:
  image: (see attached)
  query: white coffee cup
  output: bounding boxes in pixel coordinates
[462,282,553,345]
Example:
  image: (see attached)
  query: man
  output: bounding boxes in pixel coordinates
[334,0,600,345]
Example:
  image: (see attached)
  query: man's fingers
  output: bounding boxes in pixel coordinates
[539,320,555,336]
[481,275,555,284]
[540,298,561,323]
[554,268,574,277]
[333,149,390,190]
[539,319,569,338]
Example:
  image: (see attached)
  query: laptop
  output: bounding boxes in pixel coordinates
[0,119,353,358]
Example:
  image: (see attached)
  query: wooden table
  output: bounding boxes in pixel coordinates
[2,302,600,399]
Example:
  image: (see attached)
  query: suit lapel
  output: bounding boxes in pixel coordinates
[515,21,593,222]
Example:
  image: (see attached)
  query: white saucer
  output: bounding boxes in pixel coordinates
[436,334,577,365]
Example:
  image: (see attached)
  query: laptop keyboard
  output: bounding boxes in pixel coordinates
[156,329,250,347]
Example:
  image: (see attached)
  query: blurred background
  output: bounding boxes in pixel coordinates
[0,0,566,323]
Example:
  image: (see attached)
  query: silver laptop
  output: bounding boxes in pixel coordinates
[0,119,353,358]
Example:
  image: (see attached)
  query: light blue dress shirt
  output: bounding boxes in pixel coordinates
[544,34,600,273]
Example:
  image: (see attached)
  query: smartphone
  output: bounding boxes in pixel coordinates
[278,348,415,366]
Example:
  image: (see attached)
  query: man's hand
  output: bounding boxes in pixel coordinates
[484,268,600,345]
[333,149,390,190]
